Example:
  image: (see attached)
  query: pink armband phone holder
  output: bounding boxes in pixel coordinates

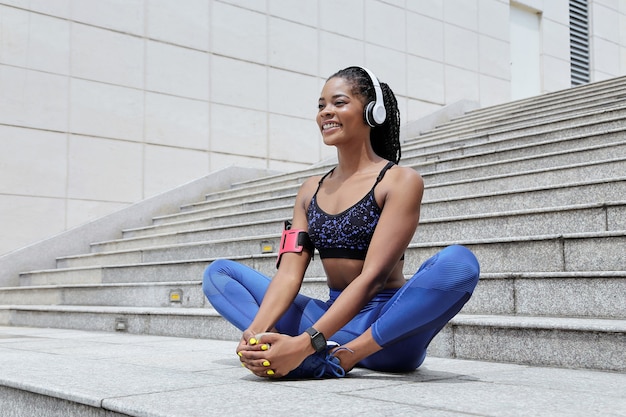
[276,221,314,268]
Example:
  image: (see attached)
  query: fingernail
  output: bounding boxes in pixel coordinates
[267,370,275,375]
[262,360,270,367]
[237,352,243,357]
[249,338,257,345]
[240,362,246,367]
[261,344,269,351]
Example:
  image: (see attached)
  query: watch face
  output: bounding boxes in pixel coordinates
[306,327,326,353]
[312,335,325,351]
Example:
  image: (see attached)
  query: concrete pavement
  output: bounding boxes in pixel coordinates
[0,326,624,417]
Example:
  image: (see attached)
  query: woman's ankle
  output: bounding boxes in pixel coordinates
[331,346,357,372]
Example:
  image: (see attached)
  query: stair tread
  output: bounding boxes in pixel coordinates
[5,271,626,291]
[16,229,625,276]
[4,305,625,332]
[451,314,626,332]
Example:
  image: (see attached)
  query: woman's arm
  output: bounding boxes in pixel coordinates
[242,177,318,335]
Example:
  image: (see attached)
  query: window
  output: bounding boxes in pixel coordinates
[570,0,590,86]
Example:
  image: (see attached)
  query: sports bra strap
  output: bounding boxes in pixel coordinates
[373,161,396,188]
[311,161,395,200]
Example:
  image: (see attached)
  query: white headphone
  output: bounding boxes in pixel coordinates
[359,66,387,127]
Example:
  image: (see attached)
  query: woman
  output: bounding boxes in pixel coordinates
[203,66,480,378]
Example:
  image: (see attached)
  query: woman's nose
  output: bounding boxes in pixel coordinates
[320,105,332,117]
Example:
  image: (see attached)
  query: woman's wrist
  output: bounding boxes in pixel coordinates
[297,331,317,355]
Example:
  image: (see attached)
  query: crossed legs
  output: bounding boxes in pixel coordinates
[202,245,480,374]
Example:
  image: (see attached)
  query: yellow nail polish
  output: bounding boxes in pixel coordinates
[261,344,269,351]
[237,352,243,357]
[241,362,245,367]
[262,360,270,367]
[249,338,257,345]
[267,369,275,375]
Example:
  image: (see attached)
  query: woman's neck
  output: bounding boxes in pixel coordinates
[335,149,384,178]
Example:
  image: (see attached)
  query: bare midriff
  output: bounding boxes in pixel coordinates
[322,258,406,291]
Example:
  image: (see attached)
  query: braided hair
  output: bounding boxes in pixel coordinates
[328,66,401,163]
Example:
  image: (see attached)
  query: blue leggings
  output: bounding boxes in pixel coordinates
[202,245,479,372]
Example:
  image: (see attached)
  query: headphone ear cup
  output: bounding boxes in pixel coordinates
[364,101,375,127]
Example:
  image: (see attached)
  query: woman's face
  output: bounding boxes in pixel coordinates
[317,76,369,146]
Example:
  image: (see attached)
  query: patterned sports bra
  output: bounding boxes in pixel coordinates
[307,161,395,260]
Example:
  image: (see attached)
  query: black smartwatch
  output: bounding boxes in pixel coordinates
[305,327,327,353]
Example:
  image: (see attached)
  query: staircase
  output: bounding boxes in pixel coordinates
[1,76,625,373]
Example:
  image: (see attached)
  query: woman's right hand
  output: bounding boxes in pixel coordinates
[236,329,258,354]
[237,329,276,375]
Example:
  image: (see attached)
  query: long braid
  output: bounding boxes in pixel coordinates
[327,67,401,163]
[371,82,401,163]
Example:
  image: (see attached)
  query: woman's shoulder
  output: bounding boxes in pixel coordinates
[295,174,324,205]
[383,164,424,201]
[300,174,323,192]
[389,164,423,186]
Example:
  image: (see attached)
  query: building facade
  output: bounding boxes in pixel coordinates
[0,0,625,255]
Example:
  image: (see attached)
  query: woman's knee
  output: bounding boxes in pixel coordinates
[442,245,479,271]
[415,245,480,293]
[202,259,235,295]
[439,245,480,292]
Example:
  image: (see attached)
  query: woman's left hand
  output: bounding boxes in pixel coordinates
[239,332,311,378]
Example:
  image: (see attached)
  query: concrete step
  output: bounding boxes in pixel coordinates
[138,132,625,232]
[119,197,625,245]
[176,154,625,217]
[445,79,626,124]
[407,94,626,147]
[18,231,626,287]
[452,86,626,126]
[230,116,623,197]
[62,201,625,266]
[148,176,626,232]
[198,110,626,204]
[225,84,626,196]
[415,139,626,186]
[423,157,625,199]
[0,305,240,341]
[211,90,626,198]
[155,193,298,224]
[3,271,625,320]
[1,326,625,417]
[403,231,626,274]
[227,162,332,192]
[418,201,626,242]
[422,177,626,218]
[404,128,626,178]
[1,306,623,372]
[466,271,626,319]
[0,281,209,309]
[122,205,294,239]
[443,76,626,120]
[405,105,626,154]
[430,314,626,372]
[184,182,301,213]
[0,278,328,310]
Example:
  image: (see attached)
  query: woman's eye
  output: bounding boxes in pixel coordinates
[334,101,345,106]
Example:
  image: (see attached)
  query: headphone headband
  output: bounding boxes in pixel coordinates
[358,66,386,127]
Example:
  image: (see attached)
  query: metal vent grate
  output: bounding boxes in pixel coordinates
[570,0,590,86]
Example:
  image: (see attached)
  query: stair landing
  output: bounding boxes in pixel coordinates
[1,326,625,417]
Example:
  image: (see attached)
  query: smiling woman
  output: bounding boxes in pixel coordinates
[202,66,480,379]
[317,67,401,164]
